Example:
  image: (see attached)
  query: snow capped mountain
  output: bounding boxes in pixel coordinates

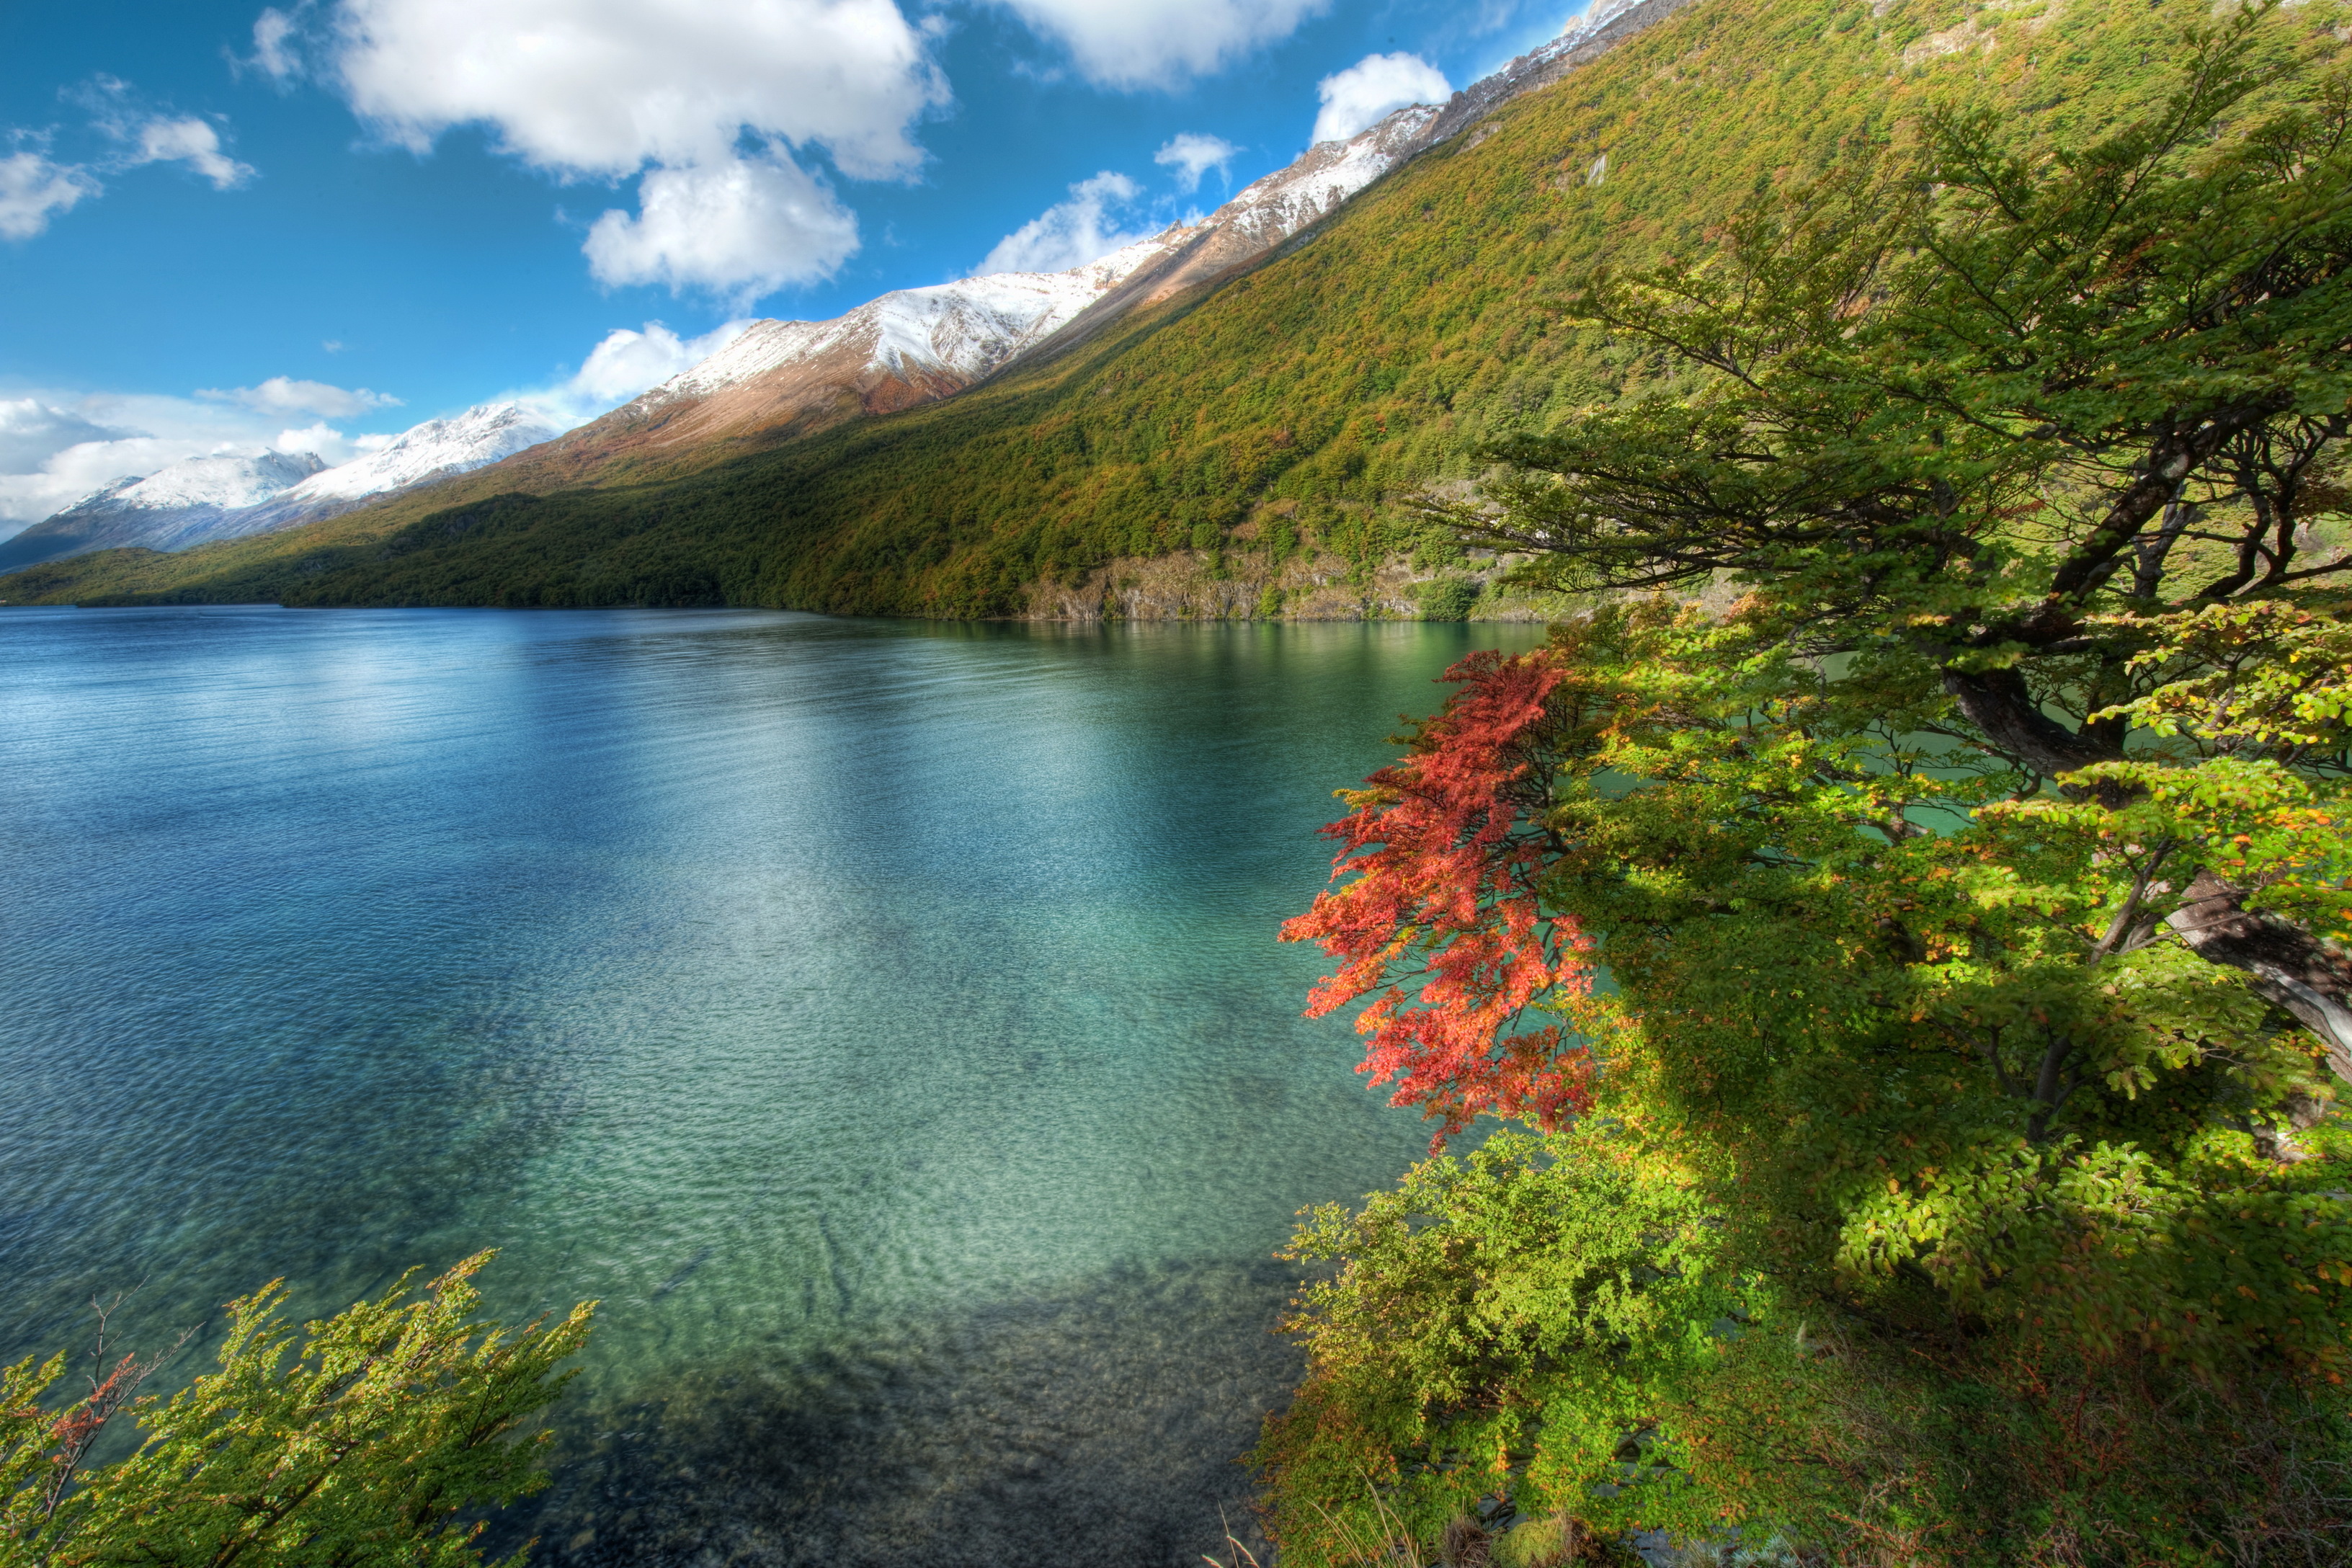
[0,403,561,571]
[1211,104,1443,249]
[636,116,1442,418]
[667,239,1178,403]
[279,403,558,506]
[0,450,330,571]
[533,117,1451,471]
[74,450,324,517]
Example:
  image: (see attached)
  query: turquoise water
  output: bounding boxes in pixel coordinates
[0,607,1545,1566]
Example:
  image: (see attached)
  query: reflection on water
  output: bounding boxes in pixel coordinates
[0,607,1546,1566]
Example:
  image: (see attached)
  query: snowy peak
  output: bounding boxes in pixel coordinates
[285,402,559,504]
[0,448,329,571]
[0,403,566,573]
[634,233,1182,411]
[635,116,1443,416]
[1208,104,1445,250]
[66,449,325,517]
[592,112,1439,439]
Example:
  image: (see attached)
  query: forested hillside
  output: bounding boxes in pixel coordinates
[1,0,2330,614]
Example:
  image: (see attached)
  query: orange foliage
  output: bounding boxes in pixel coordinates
[1282,649,1595,1142]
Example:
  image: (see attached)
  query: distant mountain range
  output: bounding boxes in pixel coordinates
[0,0,1655,579]
[1,0,2255,618]
[0,403,560,572]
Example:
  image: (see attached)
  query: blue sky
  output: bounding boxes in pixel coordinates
[0,0,1594,524]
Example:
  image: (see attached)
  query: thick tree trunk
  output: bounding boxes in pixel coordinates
[1941,669,2117,779]
[2168,870,2352,1084]
[1938,664,2352,1080]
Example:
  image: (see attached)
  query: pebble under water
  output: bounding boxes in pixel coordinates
[0,607,1546,1566]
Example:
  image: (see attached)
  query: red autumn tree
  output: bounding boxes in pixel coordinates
[1281,648,1595,1141]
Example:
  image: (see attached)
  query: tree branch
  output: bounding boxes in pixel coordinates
[2167,869,2352,1082]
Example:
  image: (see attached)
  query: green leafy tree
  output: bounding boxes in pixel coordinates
[1443,3,2352,1047]
[1265,17,2352,1563]
[1,1253,593,1568]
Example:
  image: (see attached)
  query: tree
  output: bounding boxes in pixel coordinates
[1266,15,2352,1562]
[1437,3,2352,1056]
[1,1253,593,1568]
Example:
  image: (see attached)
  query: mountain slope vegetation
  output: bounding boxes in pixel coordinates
[4,0,2339,614]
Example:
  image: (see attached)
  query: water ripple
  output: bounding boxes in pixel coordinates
[0,607,1544,1566]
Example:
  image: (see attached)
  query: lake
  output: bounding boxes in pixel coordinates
[0,607,1546,1567]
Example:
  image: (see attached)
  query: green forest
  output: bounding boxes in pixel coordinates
[0,0,2312,616]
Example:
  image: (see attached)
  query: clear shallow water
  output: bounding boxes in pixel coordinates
[0,607,1544,1566]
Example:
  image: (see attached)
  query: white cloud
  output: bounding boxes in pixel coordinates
[974,171,1151,277]
[270,0,946,298]
[122,117,255,189]
[326,0,940,178]
[512,318,758,427]
[1,88,256,244]
[1154,133,1237,194]
[199,376,402,418]
[272,422,378,461]
[0,399,135,473]
[247,6,308,79]
[0,150,99,240]
[991,0,1327,87]
[1311,52,1451,145]
[81,79,259,188]
[584,153,860,301]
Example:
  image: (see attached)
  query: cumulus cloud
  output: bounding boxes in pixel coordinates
[199,376,402,418]
[263,0,946,298]
[991,0,1327,86]
[0,400,137,473]
[512,318,758,427]
[584,153,860,302]
[0,149,99,240]
[1311,52,1451,145]
[1,86,256,243]
[974,171,1152,277]
[1153,133,1237,194]
[270,422,385,461]
[327,0,940,177]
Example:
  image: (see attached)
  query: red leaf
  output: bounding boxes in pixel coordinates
[1283,649,1593,1142]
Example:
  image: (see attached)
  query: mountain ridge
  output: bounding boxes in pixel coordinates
[362,89,1498,503]
[0,403,561,573]
[5,0,2328,615]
